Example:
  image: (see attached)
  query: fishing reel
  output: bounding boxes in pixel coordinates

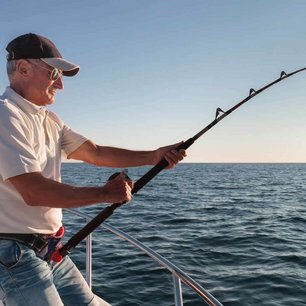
[107,169,131,181]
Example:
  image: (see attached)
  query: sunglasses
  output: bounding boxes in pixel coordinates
[26,60,63,81]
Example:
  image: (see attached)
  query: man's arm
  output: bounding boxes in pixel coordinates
[67,140,186,168]
[8,141,185,209]
[9,171,133,208]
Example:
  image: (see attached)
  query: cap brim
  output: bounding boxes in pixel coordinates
[41,58,80,76]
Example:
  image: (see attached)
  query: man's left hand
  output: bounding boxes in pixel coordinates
[154,142,187,169]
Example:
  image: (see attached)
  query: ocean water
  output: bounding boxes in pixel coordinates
[61,163,306,306]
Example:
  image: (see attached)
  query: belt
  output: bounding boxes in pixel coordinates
[0,233,50,253]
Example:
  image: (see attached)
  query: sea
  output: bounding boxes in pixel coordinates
[61,163,306,306]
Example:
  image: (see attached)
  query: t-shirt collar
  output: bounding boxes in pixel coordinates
[3,87,45,115]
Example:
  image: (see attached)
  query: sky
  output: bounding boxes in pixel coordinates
[0,0,306,163]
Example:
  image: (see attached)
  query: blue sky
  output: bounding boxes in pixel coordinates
[1,0,306,162]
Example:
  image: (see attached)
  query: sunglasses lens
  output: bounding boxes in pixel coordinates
[51,69,58,81]
[51,69,62,81]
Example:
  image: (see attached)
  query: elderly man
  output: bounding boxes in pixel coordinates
[0,33,186,306]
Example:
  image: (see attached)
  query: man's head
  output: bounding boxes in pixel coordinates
[6,33,79,76]
[6,33,80,106]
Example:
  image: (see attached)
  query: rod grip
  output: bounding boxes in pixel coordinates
[59,203,121,256]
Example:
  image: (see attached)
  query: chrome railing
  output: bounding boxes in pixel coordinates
[66,209,223,306]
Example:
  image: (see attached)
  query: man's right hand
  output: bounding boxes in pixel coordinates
[100,172,134,204]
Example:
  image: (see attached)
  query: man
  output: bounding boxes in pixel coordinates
[0,33,186,306]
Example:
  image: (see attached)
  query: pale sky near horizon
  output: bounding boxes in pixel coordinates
[1,0,306,163]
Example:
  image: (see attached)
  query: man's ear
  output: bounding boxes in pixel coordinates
[16,60,31,77]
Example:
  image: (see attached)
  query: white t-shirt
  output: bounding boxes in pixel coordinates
[0,87,87,233]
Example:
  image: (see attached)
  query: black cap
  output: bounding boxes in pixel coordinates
[6,33,79,77]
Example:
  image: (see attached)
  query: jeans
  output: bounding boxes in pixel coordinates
[0,240,111,306]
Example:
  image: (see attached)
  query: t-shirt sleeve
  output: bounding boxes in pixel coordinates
[47,110,88,157]
[61,124,88,156]
[0,105,41,180]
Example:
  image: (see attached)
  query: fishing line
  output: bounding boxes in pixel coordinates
[51,67,306,262]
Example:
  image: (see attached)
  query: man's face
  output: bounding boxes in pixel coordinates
[25,60,64,106]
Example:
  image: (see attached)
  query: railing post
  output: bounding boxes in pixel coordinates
[173,274,183,306]
[85,233,92,289]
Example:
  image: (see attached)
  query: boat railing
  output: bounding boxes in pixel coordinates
[65,208,223,306]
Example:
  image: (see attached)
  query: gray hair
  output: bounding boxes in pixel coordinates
[6,60,18,77]
[6,59,41,82]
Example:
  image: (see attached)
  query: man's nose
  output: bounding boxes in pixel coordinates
[54,76,64,90]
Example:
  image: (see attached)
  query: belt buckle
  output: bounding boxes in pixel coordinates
[28,234,48,253]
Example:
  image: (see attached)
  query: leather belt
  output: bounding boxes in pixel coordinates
[0,233,50,252]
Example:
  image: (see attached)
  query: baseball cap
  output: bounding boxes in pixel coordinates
[6,33,80,77]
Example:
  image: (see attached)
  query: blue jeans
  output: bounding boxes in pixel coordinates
[0,240,111,306]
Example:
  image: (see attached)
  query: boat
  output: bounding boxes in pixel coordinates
[0,209,223,306]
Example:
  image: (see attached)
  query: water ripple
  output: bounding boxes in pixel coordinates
[62,163,306,305]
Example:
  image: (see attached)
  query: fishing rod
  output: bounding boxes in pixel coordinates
[51,67,306,262]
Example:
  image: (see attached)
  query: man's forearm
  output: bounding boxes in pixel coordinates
[67,140,158,167]
[94,146,157,167]
[9,172,110,208]
[67,140,185,169]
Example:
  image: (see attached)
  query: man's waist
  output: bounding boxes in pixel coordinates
[0,233,51,252]
[0,227,65,253]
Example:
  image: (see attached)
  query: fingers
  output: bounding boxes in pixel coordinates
[126,178,134,190]
[103,172,134,203]
[165,149,186,168]
[124,180,133,202]
[119,171,134,193]
[118,173,133,202]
